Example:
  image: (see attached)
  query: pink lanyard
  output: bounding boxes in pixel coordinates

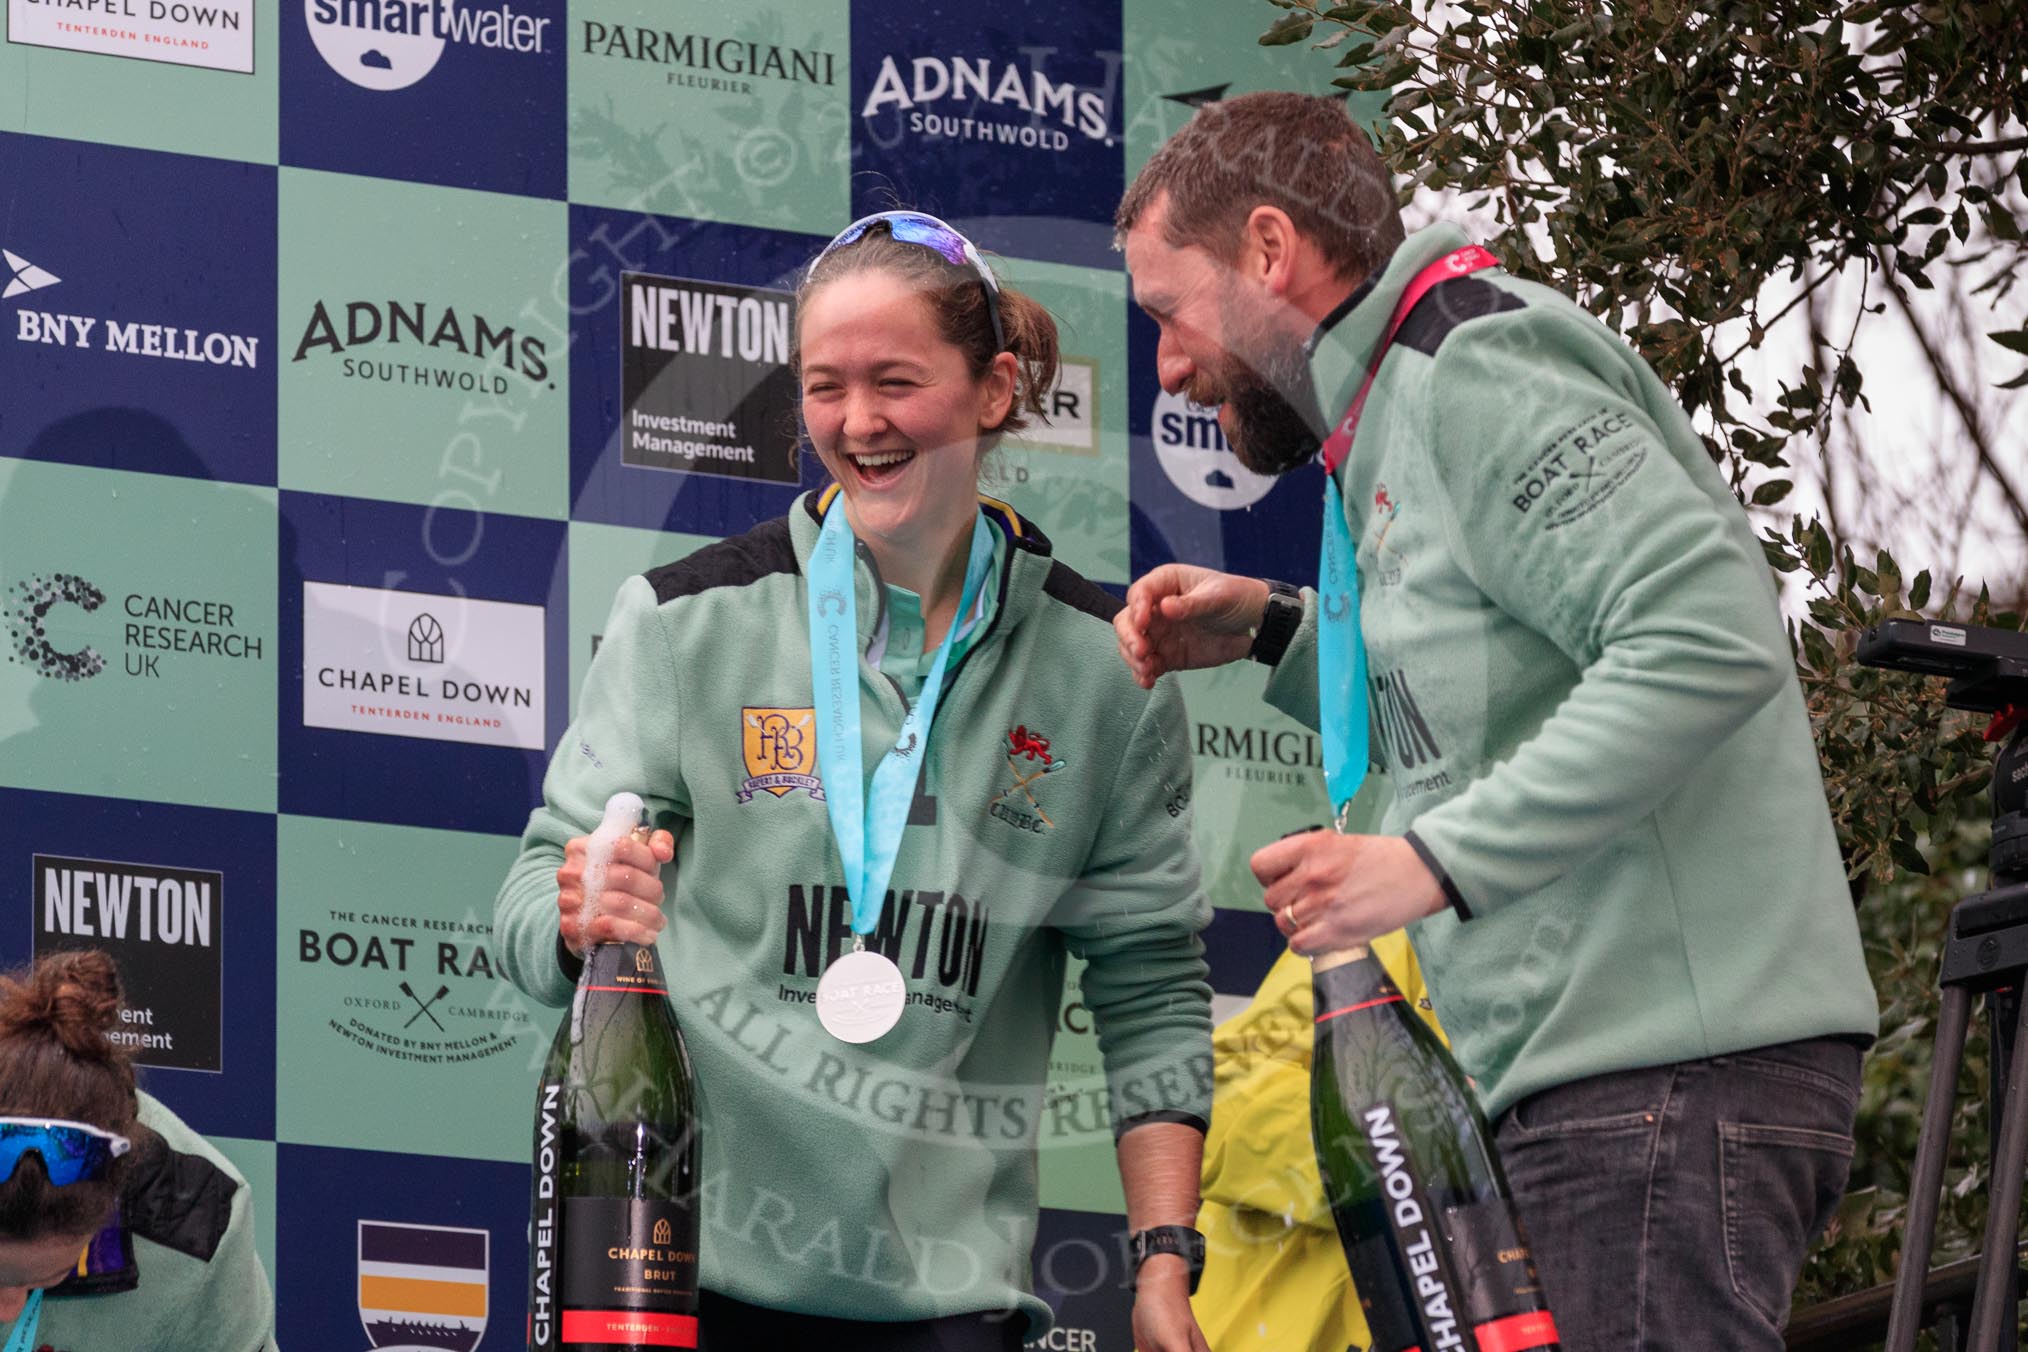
[1318,245,1501,475]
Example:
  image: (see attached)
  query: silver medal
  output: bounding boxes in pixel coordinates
[816,946,908,1044]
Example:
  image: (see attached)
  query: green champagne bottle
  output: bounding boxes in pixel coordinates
[1310,946,1560,1352]
[529,794,701,1352]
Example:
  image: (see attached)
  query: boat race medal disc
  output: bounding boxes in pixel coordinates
[816,948,908,1044]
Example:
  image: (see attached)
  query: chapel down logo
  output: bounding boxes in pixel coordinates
[303,581,547,751]
[739,706,823,803]
[304,0,552,92]
[357,1219,488,1352]
[989,724,1066,834]
[6,0,255,74]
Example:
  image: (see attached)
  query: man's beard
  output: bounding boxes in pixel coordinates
[1191,296,1324,477]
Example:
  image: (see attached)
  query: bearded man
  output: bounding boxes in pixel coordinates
[1113,91,1877,1350]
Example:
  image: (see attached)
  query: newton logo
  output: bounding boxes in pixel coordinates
[304,0,553,91]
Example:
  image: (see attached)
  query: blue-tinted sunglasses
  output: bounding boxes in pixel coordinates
[0,1117,132,1187]
[815,211,1006,352]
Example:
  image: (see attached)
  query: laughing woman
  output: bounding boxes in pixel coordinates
[496,213,1214,1351]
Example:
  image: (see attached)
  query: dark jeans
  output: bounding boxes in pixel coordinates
[1495,1036,1863,1351]
[695,1290,1025,1352]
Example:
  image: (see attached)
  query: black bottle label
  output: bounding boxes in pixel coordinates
[561,1196,698,1305]
[1443,1197,1547,1317]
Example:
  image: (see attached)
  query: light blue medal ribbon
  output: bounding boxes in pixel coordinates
[807,500,995,940]
[3,1290,42,1352]
[1317,474,1369,826]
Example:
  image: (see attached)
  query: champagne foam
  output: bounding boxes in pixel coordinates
[580,791,645,950]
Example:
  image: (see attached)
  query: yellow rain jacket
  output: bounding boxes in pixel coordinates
[1191,933,1444,1352]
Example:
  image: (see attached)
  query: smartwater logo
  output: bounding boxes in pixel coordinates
[1148,388,1275,511]
[303,0,552,91]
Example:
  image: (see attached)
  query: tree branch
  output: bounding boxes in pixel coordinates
[1877,248,2028,537]
[1896,134,2028,157]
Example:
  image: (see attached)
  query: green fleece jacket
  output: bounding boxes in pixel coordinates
[1264,224,1877,1119]
[32,1091,276,1352]
[495,490,1212,1334]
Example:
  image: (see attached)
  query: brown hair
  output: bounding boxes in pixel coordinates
[796,223,1061,439]
[1117,91,1405,286]
[0,950,140,1241]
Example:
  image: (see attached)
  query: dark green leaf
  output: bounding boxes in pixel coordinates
[1260,14,1315,45]
[1988,328,2028,357]
[1889,836,1931,877]
[1752,479,1794,505]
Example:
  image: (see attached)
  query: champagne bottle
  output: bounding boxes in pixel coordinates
[1310,946,1559,1352]
[530,794,701,1352]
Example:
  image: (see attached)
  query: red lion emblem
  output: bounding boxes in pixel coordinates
[1007,725,1052,764]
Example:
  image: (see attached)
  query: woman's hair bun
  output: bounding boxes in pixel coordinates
[0,949,125,1064]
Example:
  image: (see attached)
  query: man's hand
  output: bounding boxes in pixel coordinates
[1131,1259,1211,1352]
[1116,565,1270,689]
[556,829,677,955]
[1250,832,1447,954]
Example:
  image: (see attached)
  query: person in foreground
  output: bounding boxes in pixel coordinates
[0,950,276,1351]
[1112,91,1879,1349]
[496,211,1214,1350]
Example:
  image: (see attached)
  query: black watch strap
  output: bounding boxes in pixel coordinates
[1247,579,1303,666]
[1130,1225,1206,1295]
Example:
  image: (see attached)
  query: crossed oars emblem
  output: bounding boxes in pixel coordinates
[993,725,1067,827]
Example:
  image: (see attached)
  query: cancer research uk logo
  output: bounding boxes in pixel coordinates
[301,581,545,751]
[303,0,550,90]
[5,572,266,683]
[7,0,254,74]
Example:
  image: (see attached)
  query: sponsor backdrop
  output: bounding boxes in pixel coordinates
[0,2,1384,1345]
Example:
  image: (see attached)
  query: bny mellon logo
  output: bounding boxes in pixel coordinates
[3,251,60,301]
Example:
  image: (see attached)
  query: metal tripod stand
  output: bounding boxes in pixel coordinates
[1864,619,2028,1352]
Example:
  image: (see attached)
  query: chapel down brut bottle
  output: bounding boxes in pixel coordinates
[1310,946,1561,1352]
[530,793,701,1352]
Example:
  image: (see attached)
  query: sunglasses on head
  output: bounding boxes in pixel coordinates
[815,211,1006,352]
[0,1118,131,1187]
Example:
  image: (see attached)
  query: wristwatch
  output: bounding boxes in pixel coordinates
[1246,579,1303,666]
[1128,1225,1206,1295]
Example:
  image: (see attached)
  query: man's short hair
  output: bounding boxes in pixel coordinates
[1117,91,1405,284]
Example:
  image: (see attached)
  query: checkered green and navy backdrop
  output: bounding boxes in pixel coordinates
[0,3,1380,1346]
